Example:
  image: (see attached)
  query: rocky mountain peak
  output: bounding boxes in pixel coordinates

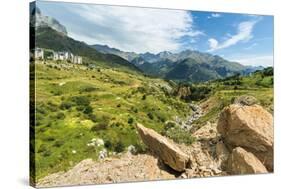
[30,5,67,36]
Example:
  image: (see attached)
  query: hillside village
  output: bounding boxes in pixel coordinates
[33,47,83,64]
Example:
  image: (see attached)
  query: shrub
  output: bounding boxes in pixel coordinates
[71,96,90,106]
[104,140,113,150]
[83,105,93,114]
[42,150,52,157]
[53,140,64,147]
[164,121,176,130]
[79,86,97,93]
[147,112,154,120]
[128,117,134,124]
[88,114,97,122]
[60,101,73,110]
[131,107,138,113]
[114,141,125,153]
[56,112,65,120]
[91,121,108,132]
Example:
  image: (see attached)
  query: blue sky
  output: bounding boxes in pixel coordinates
[36,1,273,67]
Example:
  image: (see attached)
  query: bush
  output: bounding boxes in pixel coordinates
[128,117,134,124]
[83,105,93,114]
[164,121,176,130]
[131,107,138,113]
[79,86,97,93]
[91,121,108,132]
[104,140,113,150]
[114,141,125,153]
[53,140,64,147]
[147,112,154,120]
[71,96,90,106]
[60,101,73,110]
[42,150,52,157]
[88,114,97,122]
[56,112,65,120]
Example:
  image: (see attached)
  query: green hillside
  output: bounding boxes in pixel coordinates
[34,26,141,72]
[33,60,191,180]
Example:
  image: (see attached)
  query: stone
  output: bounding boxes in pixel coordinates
[217,104,273,171]
[136,123,189,172]
[234,95,259,106]
[227,147,268,174]
[216,141,230,169]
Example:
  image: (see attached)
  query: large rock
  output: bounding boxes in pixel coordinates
[136,123,189,172]
[227,147,268,174]
[217,104,273,171]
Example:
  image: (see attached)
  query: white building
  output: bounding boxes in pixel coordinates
[54,51,74,62]
[34,48,44,59]
[36,48,83,64]
[73,56,83,64]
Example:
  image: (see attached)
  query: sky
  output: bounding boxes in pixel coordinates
[36,1,274,67]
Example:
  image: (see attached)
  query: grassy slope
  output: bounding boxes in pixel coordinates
[34,60,190,180]
[194,71,273,126]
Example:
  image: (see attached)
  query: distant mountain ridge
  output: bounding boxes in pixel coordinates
[92,44,263,82]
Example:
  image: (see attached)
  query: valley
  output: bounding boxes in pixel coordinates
[32,59,273,184]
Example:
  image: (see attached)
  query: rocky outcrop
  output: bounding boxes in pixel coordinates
[234,95,259,106]
[38,153,176,187]
[217,104,273,171]
[136,123,189,171]
[227,147,268,174]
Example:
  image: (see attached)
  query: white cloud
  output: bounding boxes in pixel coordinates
[207,18,260,52]
[208,38,218,50]
[207,13,221,19]
[66,5,203,53]
[232,55,273,67]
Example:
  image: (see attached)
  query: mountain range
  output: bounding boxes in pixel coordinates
[31,6,263,83]
[92,45,263,82]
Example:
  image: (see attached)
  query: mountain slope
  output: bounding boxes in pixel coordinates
[92,44,138,62]
[34,26,141,72]
[92,44,260,82]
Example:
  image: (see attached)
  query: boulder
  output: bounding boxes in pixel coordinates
[227,147,268,174]
[136,123,189,171]
[217,104,273,171]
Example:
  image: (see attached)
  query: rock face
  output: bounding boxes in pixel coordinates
[227,147,268,174]
[216,141,230,169]
[217,104,273,171]
[136,123,189,171]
